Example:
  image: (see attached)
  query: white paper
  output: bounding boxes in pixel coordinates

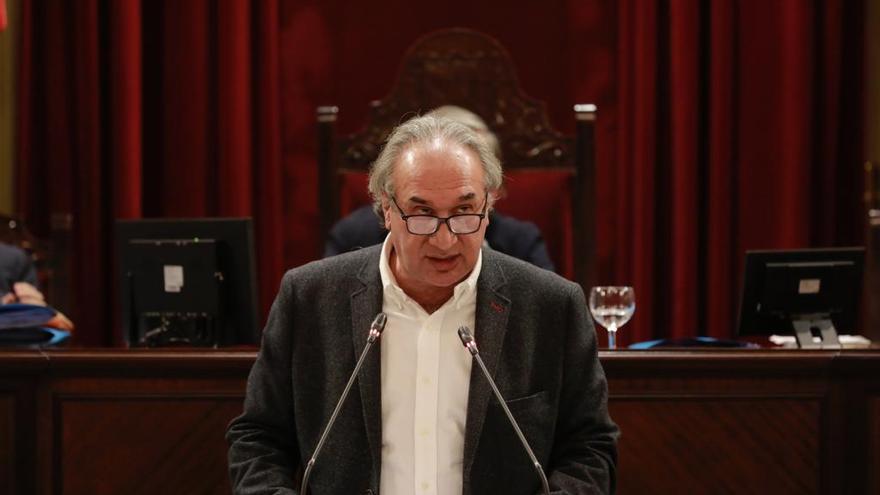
[798,278,821,294]
[769,334,872,348]
[163,265,184,293]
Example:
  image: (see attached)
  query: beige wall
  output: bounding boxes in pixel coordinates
[0,0,17,214]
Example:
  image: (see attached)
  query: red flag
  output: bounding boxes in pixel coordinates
[0,0,7,31]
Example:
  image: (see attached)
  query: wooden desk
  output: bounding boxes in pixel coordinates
[1,349,878,494]
[604,350,880,494]
[0,349,252,494]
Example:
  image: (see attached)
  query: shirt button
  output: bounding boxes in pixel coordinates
[419,428,429,437]
[421,481,430,491]
[421,376,431,385]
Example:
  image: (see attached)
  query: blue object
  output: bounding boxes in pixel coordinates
[0,303,57,329]
[0,303,69,347]
[0,327,70,347]
[629,336,759,349]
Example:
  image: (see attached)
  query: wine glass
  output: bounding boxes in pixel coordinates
[589,286,635,349]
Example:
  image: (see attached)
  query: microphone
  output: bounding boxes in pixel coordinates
[457,326,550,495]
[300,313,387,495]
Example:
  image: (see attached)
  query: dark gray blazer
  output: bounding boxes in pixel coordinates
[227,245,618,494]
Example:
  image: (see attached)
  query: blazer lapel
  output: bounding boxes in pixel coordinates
[462,251,510,485]
[351,249,385,486]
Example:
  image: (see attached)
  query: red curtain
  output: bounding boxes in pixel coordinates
[15,0,864,346]
[16,0,285,345]
[612,0,865,344]
[0,0,7,31]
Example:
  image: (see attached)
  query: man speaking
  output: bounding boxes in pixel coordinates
[227,115,619,494]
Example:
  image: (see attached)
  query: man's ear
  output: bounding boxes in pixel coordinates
[487,190,500,213]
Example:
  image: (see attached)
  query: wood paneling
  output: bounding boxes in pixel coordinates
[0,394,14,495]
[57,396,240,494]
[603,350,880,494]
[0,349,250,494]
[869,397,880,495]
[612,399,820,494]
[1,348,879,494]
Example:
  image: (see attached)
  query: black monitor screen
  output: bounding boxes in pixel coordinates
[736,247,864,337]
[116,218,259,346]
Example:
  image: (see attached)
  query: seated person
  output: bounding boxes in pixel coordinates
[324,105,556,271]
[0,241,42,305]
[325,205,555,271]
[0,242,74,331]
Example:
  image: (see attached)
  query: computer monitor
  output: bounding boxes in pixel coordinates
[116,218,259,347]
[736,247,865,348]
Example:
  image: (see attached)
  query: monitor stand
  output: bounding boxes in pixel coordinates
[138,313,219,347]
[791,316,841,349]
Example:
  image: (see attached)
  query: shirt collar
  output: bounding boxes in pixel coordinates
[379,234,482,310]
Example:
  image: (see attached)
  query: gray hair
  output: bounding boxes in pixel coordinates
[368,114,503,216]
[427,105,502,158]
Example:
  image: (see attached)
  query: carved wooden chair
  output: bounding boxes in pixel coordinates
[317,28,597,289]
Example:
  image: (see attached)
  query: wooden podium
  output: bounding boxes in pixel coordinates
[0,349,251,494]
[2,348,879,494]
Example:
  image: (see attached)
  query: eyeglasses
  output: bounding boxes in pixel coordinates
[390,192,488,236]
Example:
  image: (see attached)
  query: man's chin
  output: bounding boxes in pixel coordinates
[424,267,470,288]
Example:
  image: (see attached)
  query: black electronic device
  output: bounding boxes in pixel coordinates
[736,247,865,348]
[116,218,259,347]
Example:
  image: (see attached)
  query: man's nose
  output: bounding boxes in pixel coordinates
[429,221,457,249]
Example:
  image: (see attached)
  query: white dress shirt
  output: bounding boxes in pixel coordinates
[378,236,481,495]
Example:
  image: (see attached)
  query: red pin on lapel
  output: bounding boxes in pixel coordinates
[490,300,505,313]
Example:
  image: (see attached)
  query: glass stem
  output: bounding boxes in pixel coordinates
[608,323,618,349]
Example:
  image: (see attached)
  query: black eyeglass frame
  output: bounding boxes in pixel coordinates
[390,192,489,236]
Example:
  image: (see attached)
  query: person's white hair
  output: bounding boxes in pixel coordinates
[368,114,503,217]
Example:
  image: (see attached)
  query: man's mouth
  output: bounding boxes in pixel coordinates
[426,254,460,270]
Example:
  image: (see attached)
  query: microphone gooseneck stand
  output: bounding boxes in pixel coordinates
[457,326,551,495]
[300,313,387,495]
